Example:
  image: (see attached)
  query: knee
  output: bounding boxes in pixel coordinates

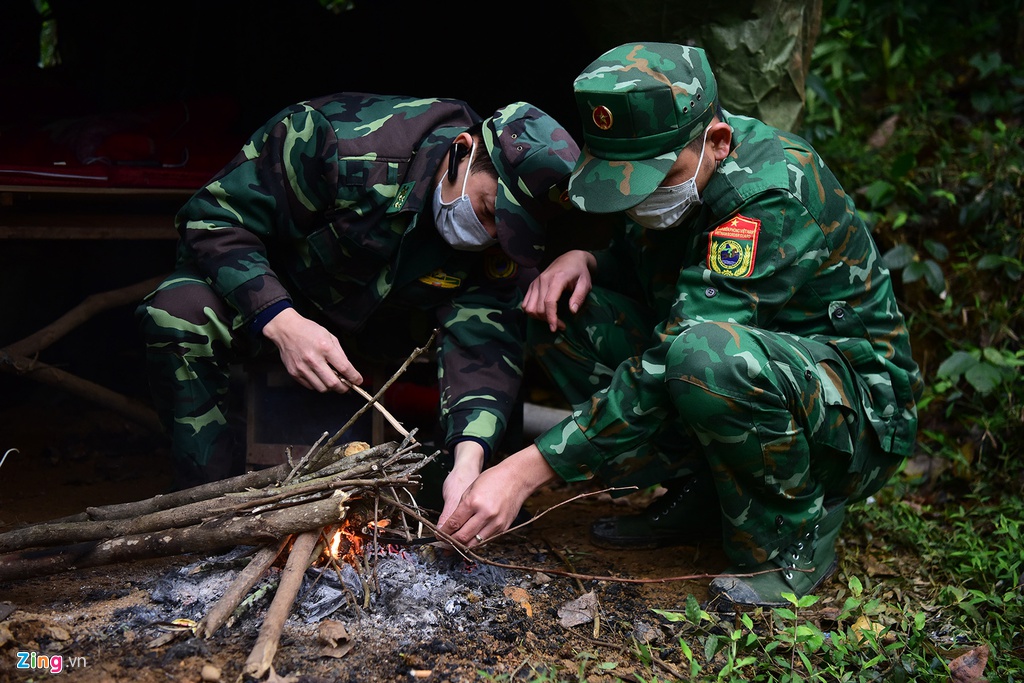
[664,322,772,412]
[665,322,764,380]
[137,281,232,349]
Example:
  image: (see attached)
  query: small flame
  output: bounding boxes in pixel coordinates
[317,515,392,567]
[328,529,343,559]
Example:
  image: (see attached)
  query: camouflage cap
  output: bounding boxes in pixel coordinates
[569,43,719,214]
[482,102,580,267]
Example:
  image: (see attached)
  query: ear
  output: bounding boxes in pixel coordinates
[454,131,475,148]
[708,121,732,161]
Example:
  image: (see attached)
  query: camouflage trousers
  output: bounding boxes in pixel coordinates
[528,287,904,565]
[136,268,428,490]
[135,271,260,489]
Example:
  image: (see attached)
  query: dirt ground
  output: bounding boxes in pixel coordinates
[0,392,732,683]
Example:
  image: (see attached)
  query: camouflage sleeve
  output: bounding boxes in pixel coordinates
[435,264,529,456]
[174,103,341,323]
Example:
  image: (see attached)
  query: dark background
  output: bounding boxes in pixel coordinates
[1,0,598,144]
[0,0,604,415]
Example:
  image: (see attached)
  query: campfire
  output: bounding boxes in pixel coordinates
[0,337,462,679]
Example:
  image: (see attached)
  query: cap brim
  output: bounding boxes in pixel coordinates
[494,176,544,268]
[567,147,679,214]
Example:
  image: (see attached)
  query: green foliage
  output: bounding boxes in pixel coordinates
[317,0,356,13]
[802,0,1024,481]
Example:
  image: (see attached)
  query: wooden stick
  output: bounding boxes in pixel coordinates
[0,351,163,434]
[3,445,404,550]
[3,274,167,359]
[0,491,350,582]
[342,381,410,439]
[244,530,320,679]
[196,538,289,639]
[0,275,168,434]
[46,462,294,524]
[304,328,437,473]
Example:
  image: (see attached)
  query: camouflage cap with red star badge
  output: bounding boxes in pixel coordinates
[569,43,719,214]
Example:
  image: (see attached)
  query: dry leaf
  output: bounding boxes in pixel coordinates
[950,644,989,683]
[318,619,355,659]
[503,586,533,617]
[867,114,899,149]
[0,623,12,649]
[320,642,355,659]
[145,631,179,649]
[851,615,884,644]
[558,591,598,628]
[318,619,350,647]
[862,554,897,577]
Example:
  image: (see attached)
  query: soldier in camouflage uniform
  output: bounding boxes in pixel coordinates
[136,93,579,496]
[438,43,922,607]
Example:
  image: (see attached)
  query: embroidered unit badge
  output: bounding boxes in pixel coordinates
[708,215,760,277]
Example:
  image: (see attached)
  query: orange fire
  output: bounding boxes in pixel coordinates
[319,518,391,567]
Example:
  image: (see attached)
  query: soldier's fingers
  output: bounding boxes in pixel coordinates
[525,275,556,316]
[567,277,591,315]
[545,297,562,332]
[325,351,363,390]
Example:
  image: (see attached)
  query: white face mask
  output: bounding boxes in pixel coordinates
[626,125,712,230]
[432,142,497,251]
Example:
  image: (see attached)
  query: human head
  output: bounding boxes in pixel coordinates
[569,43,719,213]
[480,102,580,267]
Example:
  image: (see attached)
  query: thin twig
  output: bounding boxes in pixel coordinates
[309,329,437,470]
[489,486,638,544]
[381,492,797,586]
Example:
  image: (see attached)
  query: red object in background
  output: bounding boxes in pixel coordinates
[384,381,440,425]
[0,95,244,191]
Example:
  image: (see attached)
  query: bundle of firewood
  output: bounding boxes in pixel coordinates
[0,328,440,586]
[0,432,436,580]
[0,431,440,679]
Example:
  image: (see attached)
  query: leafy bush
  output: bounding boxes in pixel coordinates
[801,0,1024,483]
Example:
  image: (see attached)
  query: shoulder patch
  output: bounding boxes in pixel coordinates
[484,253,518,280]
[419,269,461,289]
[708,215,761,277]
[388,182,415,213]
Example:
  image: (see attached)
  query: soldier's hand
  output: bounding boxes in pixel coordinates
[437,441,487,529]
[261,308,363,393]
[523,249,596,332]
[438,445,557,549]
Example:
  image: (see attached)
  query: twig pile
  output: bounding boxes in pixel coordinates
[0,336,444,679]
[0,432,438,678]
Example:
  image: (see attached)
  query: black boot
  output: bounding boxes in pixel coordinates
[589,472,721,549]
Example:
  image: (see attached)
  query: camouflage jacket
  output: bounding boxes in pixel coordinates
[174,93,530,454]
[536,112,923,478]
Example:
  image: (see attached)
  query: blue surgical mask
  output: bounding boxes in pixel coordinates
[626,125,711,230]
[433,142,497,251]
